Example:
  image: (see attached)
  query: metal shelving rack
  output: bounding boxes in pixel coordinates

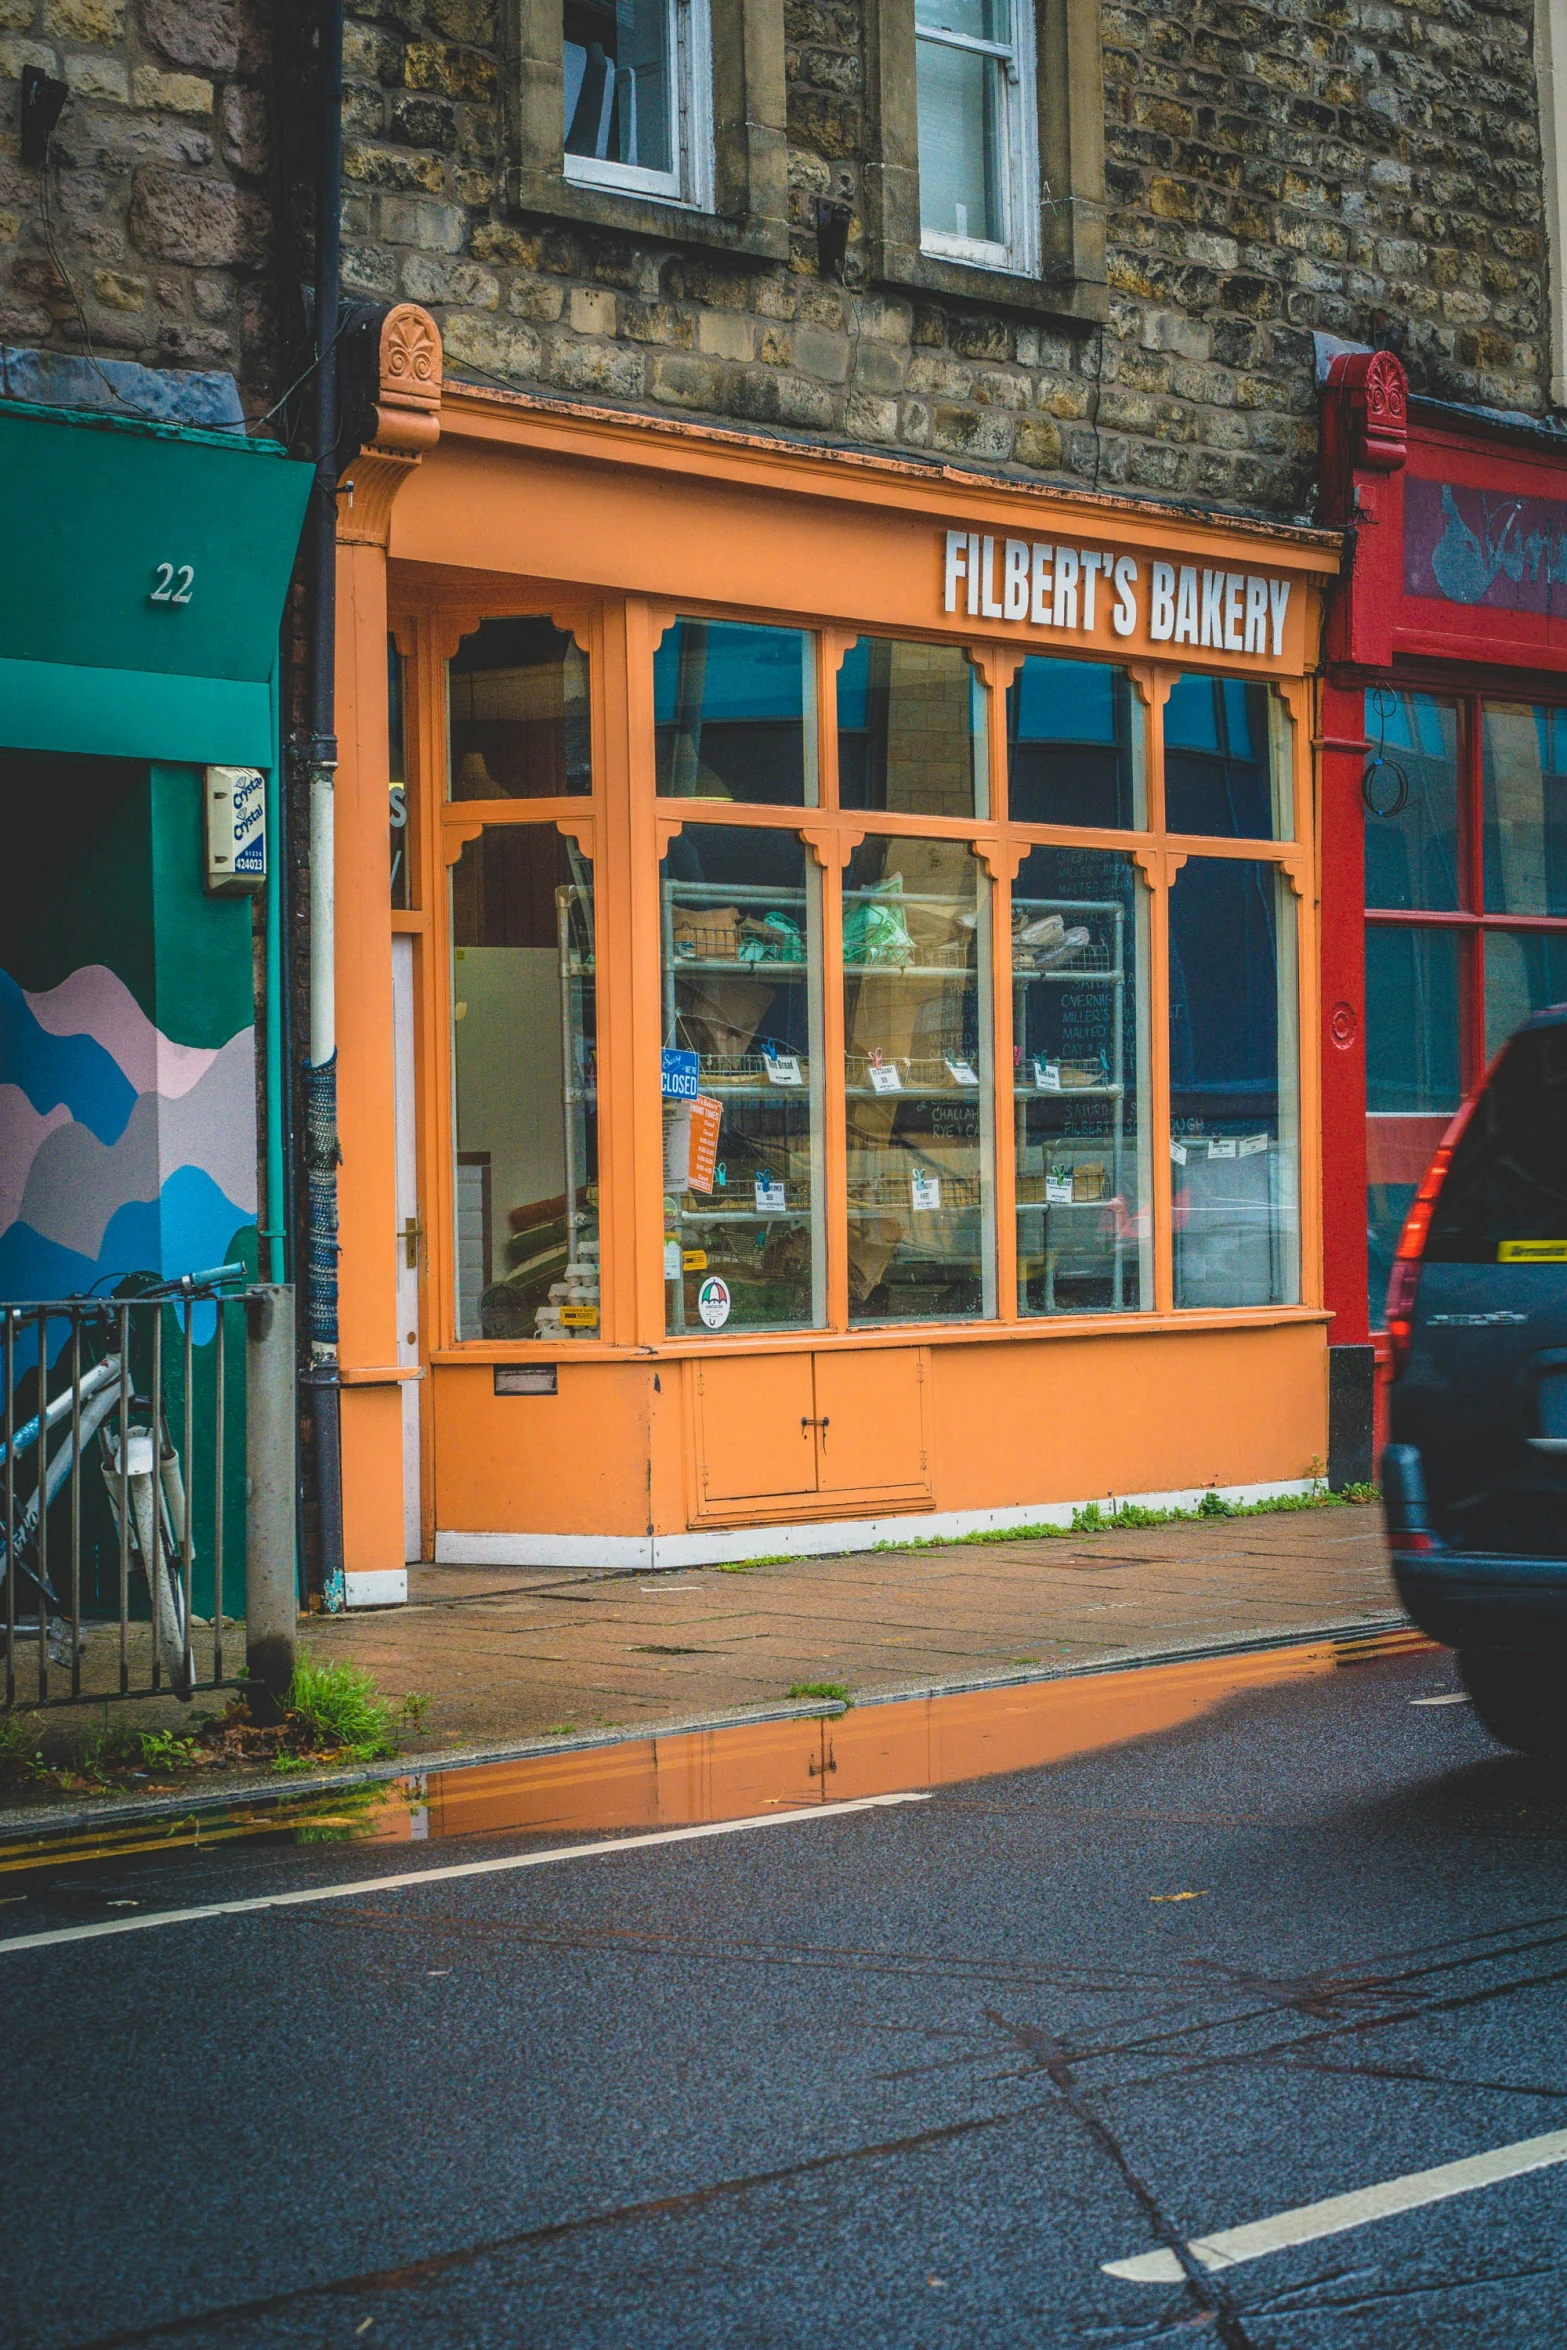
[1012,893,1128,1312]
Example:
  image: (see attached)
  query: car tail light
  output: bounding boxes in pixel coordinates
[1385,1097,1476,1375]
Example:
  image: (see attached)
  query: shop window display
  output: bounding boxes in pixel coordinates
[1169,857,1299,1307]
[660,826,825,1333]
[655,618,816,804]
[1012,845,1151,1314]
[1006,658,1145,828]
[837,638,987,816]
[843,837,994,1323]
[449,618,592,800]
[449,826,599,1340]
[1164,674,1290,840]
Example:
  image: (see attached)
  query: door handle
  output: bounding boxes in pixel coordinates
[401,1217,422,1269]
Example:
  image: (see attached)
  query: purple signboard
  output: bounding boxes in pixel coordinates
[1406,476,1567,614]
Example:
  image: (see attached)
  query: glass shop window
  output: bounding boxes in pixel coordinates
[1365,926,1461,1306]
[655,618,817,806]
[448,619,592,801]
[1007,658,1145,829]
[1164,674,1291,841]
[388,635,411,908]
[1012,844,1151,1315]
[843,837,994,1324]
[837,637,988,817]
[1482,701,1567,915]
[1484,930,1567,1062]
[449,826,598,1341]
[1168,858,1299,1308]
[659,825,824,1334]
[1362,689,1460,913]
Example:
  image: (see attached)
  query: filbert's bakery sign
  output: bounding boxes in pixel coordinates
[941,528,1293,655]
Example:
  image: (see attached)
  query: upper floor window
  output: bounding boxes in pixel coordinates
[563,0,713,209]
[914,0,1038,274]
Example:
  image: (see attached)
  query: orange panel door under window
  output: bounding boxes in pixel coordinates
[694,1354,817,1505]
[812,1347,929,1496]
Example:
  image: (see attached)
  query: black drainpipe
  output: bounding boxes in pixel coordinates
[297,0,347,1609]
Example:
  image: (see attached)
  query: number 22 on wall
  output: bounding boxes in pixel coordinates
[150,562,195,605]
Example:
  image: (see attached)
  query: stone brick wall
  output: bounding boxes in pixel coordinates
[0,0,278,403]
[332,0,1547,521]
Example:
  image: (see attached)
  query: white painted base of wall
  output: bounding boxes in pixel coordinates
[345,1569,409,1608]
[432,1478,1318,1575]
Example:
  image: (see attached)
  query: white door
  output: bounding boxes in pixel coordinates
[392,937,422,1562]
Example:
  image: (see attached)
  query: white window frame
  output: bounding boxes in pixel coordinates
[562,0,715,213]
[1538,0,1567,404]
[914,0,1039,277]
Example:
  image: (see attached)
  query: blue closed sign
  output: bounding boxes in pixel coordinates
[662,1048,700,1099]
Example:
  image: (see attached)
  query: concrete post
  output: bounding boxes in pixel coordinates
[245,1284,298,1719]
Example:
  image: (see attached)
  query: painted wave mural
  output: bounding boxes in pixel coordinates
[0,963,255,1304]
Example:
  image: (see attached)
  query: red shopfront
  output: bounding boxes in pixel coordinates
[1320,351,1567,1462]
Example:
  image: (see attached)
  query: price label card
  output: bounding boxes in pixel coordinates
[663,1240,682,1280]
[944,1057,979,1087]
[764,1053,804,1086]
[661,1047,700,1100]
[1239,1132,1269,1157]
[754,1174,787,1213]
[1045,1172,1074,1204]
[1033,1059,1062,1092]
[1170,1140,1188,1166]
[911,1170,941,1213]
[868,1062,903,1094]
[1208,1135,1238,1160]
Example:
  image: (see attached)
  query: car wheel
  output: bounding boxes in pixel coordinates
[1457,1648,1567,1761]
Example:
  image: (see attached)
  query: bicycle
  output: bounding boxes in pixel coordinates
[1,1264,246,1699]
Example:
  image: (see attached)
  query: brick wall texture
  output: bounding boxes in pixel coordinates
[0,0,277,399]
[330,0,1548,521]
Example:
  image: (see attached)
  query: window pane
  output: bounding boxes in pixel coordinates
[449,619,591,800]
[451,827,598,1341]
[661,827,824,1334]
[837,638,987,816]
[1169,858,1299,1307]
[1013,846,1150,1315]
[915,0,1012,40]
[388,636,410,909]
[655,619,816,806]
[917,40,1002,245]
[1362,689,1460,912]
[1365,926,1462,1315]
[1007,658,1145,828]
[1482,701,1567,914]
[563,0,673,172]
[1484,929,1567,1061]
[1164,675,1289,840]
[844,838,994,1323]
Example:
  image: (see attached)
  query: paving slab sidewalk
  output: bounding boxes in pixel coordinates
[304,1500,1399,1751]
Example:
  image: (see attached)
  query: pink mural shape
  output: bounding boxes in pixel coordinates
[24,966,220,1100]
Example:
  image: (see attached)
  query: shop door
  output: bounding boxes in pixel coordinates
[392,938,422,1562]
[695,1354,817,1505]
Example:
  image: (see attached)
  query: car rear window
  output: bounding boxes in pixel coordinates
[1427,1023,1567,1262]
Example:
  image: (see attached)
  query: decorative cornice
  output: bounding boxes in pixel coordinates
[338,304,443,549]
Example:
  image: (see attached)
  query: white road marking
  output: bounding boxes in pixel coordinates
[0,1792,930,1958]
[1103,2127,1567,2282]
[1409,1693,1471,1707]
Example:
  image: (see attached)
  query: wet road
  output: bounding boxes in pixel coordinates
[6,1641,1567,2349]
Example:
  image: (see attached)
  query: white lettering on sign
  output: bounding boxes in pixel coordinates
[946,532,1292,659]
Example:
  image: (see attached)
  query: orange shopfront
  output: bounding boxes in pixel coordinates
[335,342,1342,1588]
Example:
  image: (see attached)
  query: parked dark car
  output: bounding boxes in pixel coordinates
[1383,1009,1567,1758]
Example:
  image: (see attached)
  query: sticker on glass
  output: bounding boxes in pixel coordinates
[754,1174,786,1213]
[1033,1059,1062,1092]
[663,1239,682,1280]
[911,1170,941,1213]
[943,1056,979,1087]
[764,1053,804,1086]
[697,1274,732,1329]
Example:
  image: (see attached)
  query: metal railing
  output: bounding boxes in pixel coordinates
[2,1269,250,1710]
